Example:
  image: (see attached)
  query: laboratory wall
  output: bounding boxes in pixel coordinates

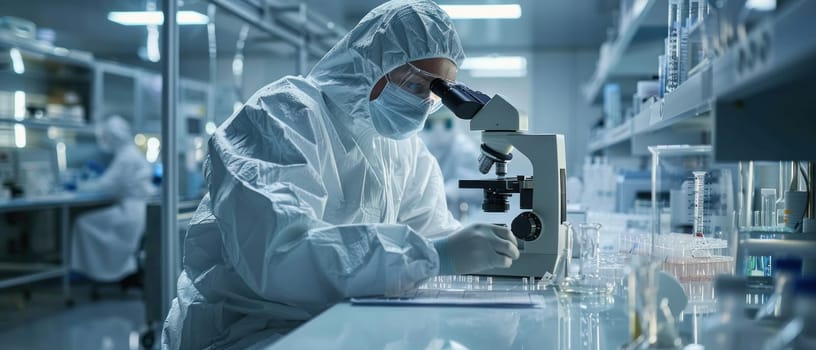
[532,50,599,179]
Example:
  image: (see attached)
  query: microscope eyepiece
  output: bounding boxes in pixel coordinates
[429,78,450,95]
[429,78,491,119]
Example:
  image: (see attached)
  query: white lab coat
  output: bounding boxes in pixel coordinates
[71,145,154,282]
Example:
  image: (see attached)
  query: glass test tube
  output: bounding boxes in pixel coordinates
[666,1,681,93]
[688,0,700,25]
[760,188,777,227]
[776,162,788,226]
[692,171,707,237]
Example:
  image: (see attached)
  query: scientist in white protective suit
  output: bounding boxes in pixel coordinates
[71,115,155,282]
[162,1,520,349]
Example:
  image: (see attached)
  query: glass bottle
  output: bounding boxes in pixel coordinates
[700,276,773,350]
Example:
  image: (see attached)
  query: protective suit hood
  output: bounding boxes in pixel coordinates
[96,115,134,153]
[308,0,465,125]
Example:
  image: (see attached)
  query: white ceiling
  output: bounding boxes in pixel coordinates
[0,0,614,60]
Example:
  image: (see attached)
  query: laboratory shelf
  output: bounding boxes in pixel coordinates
[736,232,816,273]
[0,68,93,83]
[589,69,712,155]
[641,67,712,133]
[738,229,798,239]
[735,229,816,276]
[712,0,816,161]
[588,0,816,160]
[0,33,94,67]
[583,0,667,104]
[588,119,633,153]
[0,115,91,132]
[710,0,816,100]
[632,99,659,133]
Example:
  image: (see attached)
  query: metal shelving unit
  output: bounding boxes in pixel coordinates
[0,39,95,135]
[0,32,93,66]
[583,0,667,104]
[0,36,214,137]
[712,0,816,161]
[736,230,816,275]
[648,66,712,131]
[92,61,212,136]
[711,1,816,100]
[207,0,346,75]
[588,0,816,160]
[0,116,90,132]
[587,1,816,285]
[588,119,633,153]
[589,66,712,156]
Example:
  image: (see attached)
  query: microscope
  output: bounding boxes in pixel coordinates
[430,79,568,278]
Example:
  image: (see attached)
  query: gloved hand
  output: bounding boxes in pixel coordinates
[432,223,520,275]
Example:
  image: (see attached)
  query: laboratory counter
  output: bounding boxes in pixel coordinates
[267,278,634,350]
[0,192,116,213]
[0,192,118,302]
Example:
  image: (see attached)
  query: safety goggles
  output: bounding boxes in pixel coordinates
[386,62,456,113]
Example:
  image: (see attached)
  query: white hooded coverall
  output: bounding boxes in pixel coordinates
[162,1,466,348]
[71,116,155,281]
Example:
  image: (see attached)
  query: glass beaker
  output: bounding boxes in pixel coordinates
[558,223,615,295]
[578,223,602,281]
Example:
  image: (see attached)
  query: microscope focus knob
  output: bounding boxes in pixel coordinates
[511,211,542,242]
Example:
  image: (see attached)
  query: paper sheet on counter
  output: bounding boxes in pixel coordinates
[350,290,547,308]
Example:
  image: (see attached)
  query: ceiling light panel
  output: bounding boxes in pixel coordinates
[439,4,522,19]
[108,11,209,26]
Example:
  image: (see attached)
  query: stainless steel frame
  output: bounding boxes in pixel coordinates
[161,0,180,321]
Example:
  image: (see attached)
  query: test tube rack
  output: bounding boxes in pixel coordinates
[619,231,734,302]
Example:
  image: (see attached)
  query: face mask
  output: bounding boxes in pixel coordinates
[369,82,434,140]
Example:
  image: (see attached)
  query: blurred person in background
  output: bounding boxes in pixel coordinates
[71,115,155,282]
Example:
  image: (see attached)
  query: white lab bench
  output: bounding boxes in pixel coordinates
[267,279,632,350]
[0,192,116,303]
